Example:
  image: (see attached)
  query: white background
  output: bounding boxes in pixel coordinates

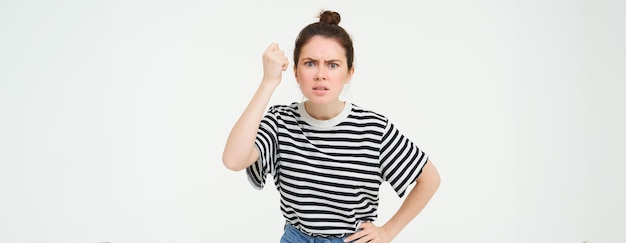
[1,0,624,242]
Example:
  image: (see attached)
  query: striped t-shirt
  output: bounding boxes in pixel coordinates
[246,101,429,237]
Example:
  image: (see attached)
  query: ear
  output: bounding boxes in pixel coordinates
[294,66,299,83]
[344,66,355,84]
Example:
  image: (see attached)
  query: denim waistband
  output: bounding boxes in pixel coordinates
[282,222,350,243]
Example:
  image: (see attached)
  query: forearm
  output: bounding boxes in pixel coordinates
[222,81,278,171]
[382,161,440,239]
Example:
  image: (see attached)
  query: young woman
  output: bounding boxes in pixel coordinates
[223,10,441,243]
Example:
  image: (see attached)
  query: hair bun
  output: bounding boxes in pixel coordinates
[319,10,341,25]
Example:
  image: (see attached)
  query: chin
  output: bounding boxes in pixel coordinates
[304,96,339,105]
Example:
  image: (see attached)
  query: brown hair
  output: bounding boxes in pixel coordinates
[293,10,354,70]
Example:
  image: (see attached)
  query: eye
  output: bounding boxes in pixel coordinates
[304,61,315,67]
[329,63,339,68]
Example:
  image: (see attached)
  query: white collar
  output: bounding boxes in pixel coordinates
[297,102,352,128]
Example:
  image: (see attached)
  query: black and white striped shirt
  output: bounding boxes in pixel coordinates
[246,102,428,237]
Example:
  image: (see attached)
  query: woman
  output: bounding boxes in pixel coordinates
[222,10,441,243]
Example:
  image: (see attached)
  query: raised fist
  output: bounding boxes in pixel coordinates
[262,43,289,84]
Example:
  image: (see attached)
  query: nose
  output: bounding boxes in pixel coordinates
[315,67,326,81]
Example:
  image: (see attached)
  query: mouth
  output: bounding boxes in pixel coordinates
[313,86,329,91]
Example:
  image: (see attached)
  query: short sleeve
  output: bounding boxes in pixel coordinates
[246,106,280,190]
[379,121,429,197]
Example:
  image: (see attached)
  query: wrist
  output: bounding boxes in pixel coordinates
[381,224,398,240]
[261,75,281,84]
[256,81,280,98]
[260,78,280,87]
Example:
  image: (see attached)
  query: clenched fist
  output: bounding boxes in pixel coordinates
[262,43,289,85]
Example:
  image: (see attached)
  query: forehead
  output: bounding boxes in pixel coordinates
[299,35,346,60]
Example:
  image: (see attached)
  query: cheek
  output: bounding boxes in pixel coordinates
[296,70,313,81]
[334,73,349,82]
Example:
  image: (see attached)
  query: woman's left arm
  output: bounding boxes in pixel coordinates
[346,160,441,243]
[382,160,441,239]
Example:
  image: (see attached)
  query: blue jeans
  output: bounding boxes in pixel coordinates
[280,223,354,243]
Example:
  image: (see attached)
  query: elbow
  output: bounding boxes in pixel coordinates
[222,154,246,172]
[223,146,257,172]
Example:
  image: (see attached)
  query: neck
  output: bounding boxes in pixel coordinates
[303,100,345,120]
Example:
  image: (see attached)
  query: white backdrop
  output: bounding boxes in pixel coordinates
[1,0,624,242]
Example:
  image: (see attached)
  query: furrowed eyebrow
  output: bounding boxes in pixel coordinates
[301,57,343,63]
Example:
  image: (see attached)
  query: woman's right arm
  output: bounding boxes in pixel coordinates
[222,43,288,171]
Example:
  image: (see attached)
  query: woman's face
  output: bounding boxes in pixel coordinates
[295,35,354,105]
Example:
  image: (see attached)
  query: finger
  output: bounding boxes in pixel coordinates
[354,236,372,243]
[355,230,376,243]
[358,221,373,230]
[345,230,366,242]
[346,222,371,242]
[266,42,279,52]
[281,56,289,70]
